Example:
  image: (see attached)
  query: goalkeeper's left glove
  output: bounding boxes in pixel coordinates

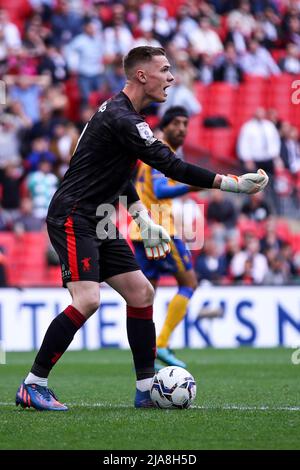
[132,209,171,260]
[220,168,269,194]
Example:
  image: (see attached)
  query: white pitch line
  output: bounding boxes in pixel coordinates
[2,402,300,411]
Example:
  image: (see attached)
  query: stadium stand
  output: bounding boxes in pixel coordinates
[0,0,299,287]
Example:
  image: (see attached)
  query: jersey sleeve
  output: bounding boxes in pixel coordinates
[152,169,190,199]
[117,115,216,189]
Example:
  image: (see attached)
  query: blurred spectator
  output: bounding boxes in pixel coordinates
[234,257,254,284]
[0,162,25,224]
[258,6,281,48]
[28,0,55,14]
[67,17,104,105]
[103,4,134,63]
[26,136,56,172]
[237,107,281,175]
[230,235,268,284]
[214,42,244,84]
[26,99,59,147]
[285,15,300,49]
[175,3,198,40]
[195,238,227,284]
[240,39,281,77]
[134,24,162,48]
[159,73,202,116]
[26,158,58,219]
[279,43,300,74]
[0,206,9,231]
[104,54,126,95]
[0,245,7,286]
[0,113,24,169]
[188,16,223,56]
[38,37,69,84]
[50,121,78,177]
[266,107,281,128]
[227,1,256,38]
[223,235,241,273]
[42,84,68,116]
[280,124,300,174]
[263,254,290,285]
[241,192,272,222]
[14,197,44,233]
[7,74,51,123]
[280,242,298,279]
[198,1,220,27]
[24,12,51,43]
[22,16,47,59]
[0,8,21,52]
[225,17,247,54]
[140,0,174,45]
[173,50,198,90]
[260,218,283,252]
[196,53,215,84]
[50,0,83,47]
[287,126,300,174]
[0,22,8,74]
[207,190,237,228]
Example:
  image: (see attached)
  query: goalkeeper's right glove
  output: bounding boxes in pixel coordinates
[220,169,269,194]
[131,209,171,260]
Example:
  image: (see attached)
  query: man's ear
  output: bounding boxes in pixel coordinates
[136,70,147,83]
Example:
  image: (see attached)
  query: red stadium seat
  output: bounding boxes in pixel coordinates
[206,83,237,124]
[291,234,300,253]
[64,77,81,121]
[201,128,236,161]
[187,115,203,148]
[238,219,262,239]
[275,219,292,243]
[267,74,295,121]
[193,82,209,109]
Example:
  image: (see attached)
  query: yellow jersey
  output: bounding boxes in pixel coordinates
[130,146,190,242]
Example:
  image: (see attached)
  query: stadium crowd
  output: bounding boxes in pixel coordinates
[0,0,300,287]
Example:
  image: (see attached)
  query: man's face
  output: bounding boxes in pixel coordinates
[141,55,174,103]
[163,115,189,148]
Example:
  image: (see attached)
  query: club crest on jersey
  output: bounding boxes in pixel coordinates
[136,122,157,146]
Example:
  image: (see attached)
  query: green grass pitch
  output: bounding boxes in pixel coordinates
[0,348,299,450]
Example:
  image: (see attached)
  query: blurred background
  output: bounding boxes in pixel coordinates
[0,0,300,351]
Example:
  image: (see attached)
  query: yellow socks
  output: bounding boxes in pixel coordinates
[157,287,194,348]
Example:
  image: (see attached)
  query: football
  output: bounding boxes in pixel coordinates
[150,366,196,409]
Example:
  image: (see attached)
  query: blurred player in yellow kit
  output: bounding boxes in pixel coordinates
[130,107,198,369]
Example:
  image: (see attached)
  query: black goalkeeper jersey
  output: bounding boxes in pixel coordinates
[47,91,216,226]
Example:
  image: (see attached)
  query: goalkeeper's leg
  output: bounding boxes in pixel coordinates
[106,270,156,408]
[16,281,100,411]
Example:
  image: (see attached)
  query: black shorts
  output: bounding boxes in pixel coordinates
[47,214,140,287]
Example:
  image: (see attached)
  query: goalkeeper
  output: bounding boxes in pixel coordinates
[16,46,268,411]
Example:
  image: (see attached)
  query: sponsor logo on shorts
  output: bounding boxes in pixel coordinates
[61,264,71,281]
